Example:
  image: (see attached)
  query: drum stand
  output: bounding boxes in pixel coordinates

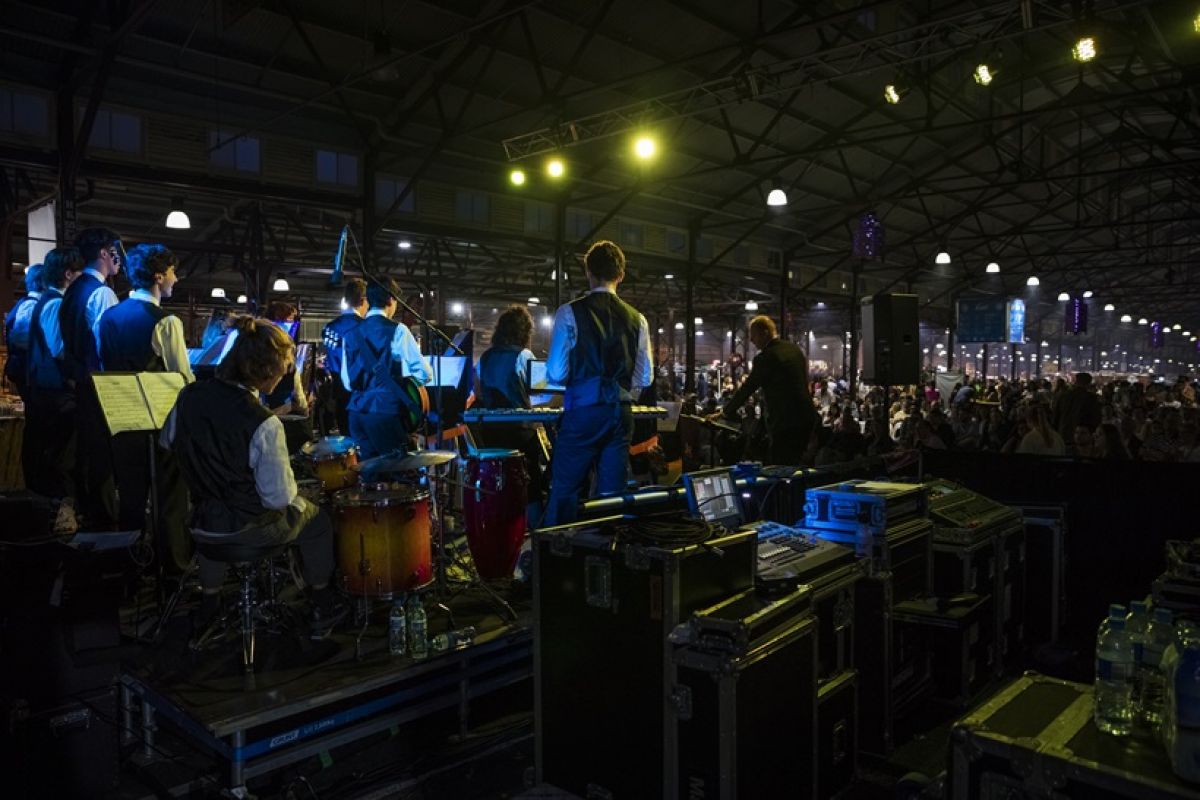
[426,464,517,622]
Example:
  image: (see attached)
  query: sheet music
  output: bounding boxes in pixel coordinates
[91,374,155,434]
[138,372,187,429]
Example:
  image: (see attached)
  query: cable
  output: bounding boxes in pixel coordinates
[616,515,716,548]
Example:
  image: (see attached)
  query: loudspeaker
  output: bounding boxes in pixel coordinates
[861,293,920,386]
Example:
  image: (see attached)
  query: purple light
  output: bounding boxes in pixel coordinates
[853,212,884,260]
[1064,298,1088,334]
[1150,321,1164,348]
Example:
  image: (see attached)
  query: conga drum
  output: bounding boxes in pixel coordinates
[461,449,528,580]
[301,436,359,493]
[332,486,432,598]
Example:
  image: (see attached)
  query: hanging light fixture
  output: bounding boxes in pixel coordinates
[935,249,951,265]
[165,197,191,230]
[973,63,995,86]
[1082,290,1094,298]
[1057,292,1070,302]
[986,262,1000,273]
[744,300,758,311]
[210,287,226,299]
[1026,275,1040,286]
[272,277,289,292]
[237,294,248,304]
[1103,303,1115,311]
[1138,318,1148,325]
[766,179,788,207]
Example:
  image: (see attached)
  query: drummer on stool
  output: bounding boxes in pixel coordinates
[162,316,347,634]
[477,305,544,524]
[340,277,431,459]
[543,241,653,526]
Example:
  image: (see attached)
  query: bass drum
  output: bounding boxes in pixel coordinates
[461,448,528,580]
[333,485,432,598]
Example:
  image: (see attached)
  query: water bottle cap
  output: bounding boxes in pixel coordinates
[1109,604,1126,619]
[1155,607,1174,623]
[1130,601,1148,613]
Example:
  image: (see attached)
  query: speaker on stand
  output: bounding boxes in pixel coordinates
[861,293,920,387]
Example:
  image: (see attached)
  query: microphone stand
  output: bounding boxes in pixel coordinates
[343,226,464,597]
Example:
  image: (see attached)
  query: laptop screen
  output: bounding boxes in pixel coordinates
[684,468,743,528]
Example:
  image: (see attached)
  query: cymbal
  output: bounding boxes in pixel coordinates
[355,449,457,473]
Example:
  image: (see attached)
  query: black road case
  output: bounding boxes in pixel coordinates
[950,673,1200,800]
[674,613,818,799]
[817,668,858,800]
[812,562,862,682]
[893,595,996,709]
[533,519,756,799]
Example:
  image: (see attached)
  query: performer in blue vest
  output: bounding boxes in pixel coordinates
[318,277,367,435]
[4,263,43,402]
[25,248,83,532]
[163,317,346,634]
[543,241,653,525]
[340,278,431,459]
[97,244,193,569]
[61,227,122,526]
[477,305,544,517]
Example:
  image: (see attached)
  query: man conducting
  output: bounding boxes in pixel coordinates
[543,241,652,526]
[714,315,816,465]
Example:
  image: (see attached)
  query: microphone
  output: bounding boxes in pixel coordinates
[330,225,348,286]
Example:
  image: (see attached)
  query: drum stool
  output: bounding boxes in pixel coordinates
[189,537,294,688]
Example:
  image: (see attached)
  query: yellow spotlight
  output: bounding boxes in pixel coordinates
[883,84,902,104]
[973,63,994,86]
[1072,36,1097,62]
[509,168,526,186]
[1194,11,1200,32]
[633,136,657,160]
[546,158,565,179]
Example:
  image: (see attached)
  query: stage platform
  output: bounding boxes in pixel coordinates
[121,583,532,794]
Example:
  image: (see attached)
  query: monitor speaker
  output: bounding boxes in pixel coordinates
[861,293,920,386]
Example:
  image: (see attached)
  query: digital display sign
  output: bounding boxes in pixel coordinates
[956,298,1007,343]
[1007,299,1026,343]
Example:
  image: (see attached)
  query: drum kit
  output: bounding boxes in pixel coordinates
[295,435,528,625]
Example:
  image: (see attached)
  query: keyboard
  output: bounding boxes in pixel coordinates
[749,520,856,590]
[463,406,668,424]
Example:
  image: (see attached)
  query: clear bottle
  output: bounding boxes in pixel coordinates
[407,595,428,660]
[1126,601,1151,706]
[388,599,406,656]
[432,626,477,652]
[1095,604,1135,736]
[1139,607,1173,731]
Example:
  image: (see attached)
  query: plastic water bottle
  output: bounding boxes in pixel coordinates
[1094,604,1135,736]
[407,595,428,660]
[432,626,477,652]
[388,600,406,656]
[1139,607,1173,730]
[1165,623,1200,782]
[1126,601,1150,704]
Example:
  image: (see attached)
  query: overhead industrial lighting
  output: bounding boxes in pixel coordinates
[1194,11,1200,33]
[210,287,226,299]
[1103,303,1115,311]
[237,294,248,304]
[744,300,759,311]
[986,262,1000,273]
[935,249,951,265]
[1026,275,1040,286]
[674,321,684,330]
[540,316,552,329]
[272,277,289,292]
[694,317,704,325]
[509,168,526,186]
[1072,36,1097,62]
[883,84,903,104]
[397,240,412,249]
[633,135,657,160]
[1138,317,1148,325]
[1173,323,1182,330]
[1041,340,1050,347]
[1082,290,1094,298]
[664,273,674,280]
[165,197,191,230]
[546,158,565,179]
[1057,292,1070,302]
[527,296,539,305]
[766,179,788,207]
[973,63,995,86]
[1120,314,1131,322]
[450,302,464,315]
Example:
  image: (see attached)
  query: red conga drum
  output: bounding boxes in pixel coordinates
[461,449,528,580]
[332,485,432,598]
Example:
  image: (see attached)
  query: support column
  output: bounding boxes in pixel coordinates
[55,86,77,244]
[1010,342,1017,380]
[982,343,989,381]
[362,151,377,275]
[848,262,860,395]
[947,298,957,371]
[554,199,566,309]
[778,252,789,339]
[684,222,697,393]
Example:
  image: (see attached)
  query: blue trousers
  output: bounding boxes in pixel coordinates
[544,403,633,526]
[349,411,408,460]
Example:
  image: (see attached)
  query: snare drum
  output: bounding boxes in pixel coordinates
[461,448,528,580]
[301,436,359,493]
[332,486,432,598]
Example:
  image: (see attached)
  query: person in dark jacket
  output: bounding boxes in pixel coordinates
[542,241,652,526]
[1053,371,1102,441]
[714,315,816,465]
[318,278,367,435]
[97,244,193,566]
[4,263,43,401]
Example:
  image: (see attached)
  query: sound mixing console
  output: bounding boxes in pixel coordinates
[750,521,856,592]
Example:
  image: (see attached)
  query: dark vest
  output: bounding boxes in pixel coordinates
[322,312,362,377]
[4,295,36,386]
[171,380,273,531]
[564,291,641,408]
[344,314,406,414]
[27,291,67,391]
[59,271,106,385]
[478,346,529,409]
[98,297,168,372]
